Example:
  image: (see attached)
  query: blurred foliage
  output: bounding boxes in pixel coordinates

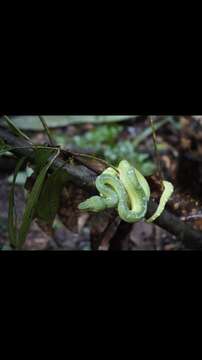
[8,167,33,186]
[104,141,155,176]
[3,115,135,130]
[56,125,156,176]
[74,125,123,148]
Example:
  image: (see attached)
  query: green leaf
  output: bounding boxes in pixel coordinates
[16,149,60,248]
[36,168,69,224]
[8,157,27,247]
[34,148,55,174]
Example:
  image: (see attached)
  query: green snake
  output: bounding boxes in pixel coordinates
[78,160,174,223]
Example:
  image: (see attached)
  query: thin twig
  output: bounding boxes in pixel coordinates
[133,117,171,147]
[149,115,164,188]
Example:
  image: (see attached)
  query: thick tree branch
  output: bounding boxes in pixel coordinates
[147,201,202,249]
[1,125,202,249]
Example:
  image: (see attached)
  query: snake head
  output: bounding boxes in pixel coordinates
[78,196,106,212]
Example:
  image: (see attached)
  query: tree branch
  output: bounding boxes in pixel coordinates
[147,201,202,249]
[0,126,96,191]
[1,125,202,249]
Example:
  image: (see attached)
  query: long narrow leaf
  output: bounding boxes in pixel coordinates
[8,157,27,247]
[17,149,60,248]
[36,168,69,224]
[38,116,56,146]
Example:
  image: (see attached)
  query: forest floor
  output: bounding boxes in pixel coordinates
[1,116,202,250]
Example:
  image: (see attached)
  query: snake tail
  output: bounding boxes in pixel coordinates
[146,180,174,223]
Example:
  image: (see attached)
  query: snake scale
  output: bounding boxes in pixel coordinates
[78,160,174,223]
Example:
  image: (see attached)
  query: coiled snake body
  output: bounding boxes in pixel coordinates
[79,160,174,223]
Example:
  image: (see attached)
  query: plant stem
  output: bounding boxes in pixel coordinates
[149,116,164,188]
[133,117,171,147]
[39,116,56,146]
[3,115,32,143]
